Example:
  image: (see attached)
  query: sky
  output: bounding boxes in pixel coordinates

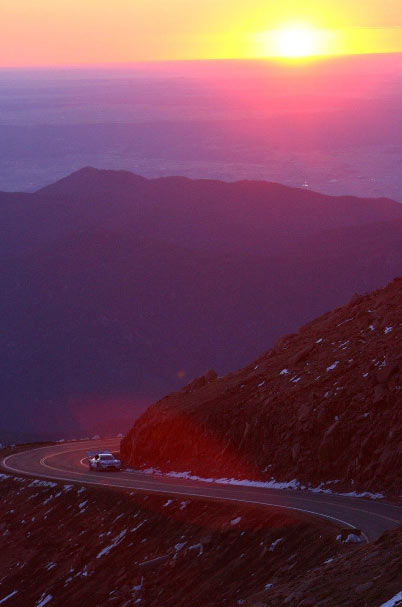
[0,0,401,66]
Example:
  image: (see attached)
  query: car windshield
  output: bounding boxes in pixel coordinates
[100,455,114,461]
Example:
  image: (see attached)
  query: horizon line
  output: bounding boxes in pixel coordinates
[0,51,401,72]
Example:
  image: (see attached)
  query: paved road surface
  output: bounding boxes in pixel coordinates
[2,440,402,542]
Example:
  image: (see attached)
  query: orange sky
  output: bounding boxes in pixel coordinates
[0,0,401,67]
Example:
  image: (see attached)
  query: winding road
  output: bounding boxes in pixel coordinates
[2,440,402,542]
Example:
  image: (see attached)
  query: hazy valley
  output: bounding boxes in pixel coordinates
[1,168,402,441]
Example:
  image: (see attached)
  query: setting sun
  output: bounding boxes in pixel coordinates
[255,24,336,59]
[274,26,318,57]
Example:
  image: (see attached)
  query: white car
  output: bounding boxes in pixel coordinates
[88,451,121,471]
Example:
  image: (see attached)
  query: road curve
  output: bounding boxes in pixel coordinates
[2,440,402,542]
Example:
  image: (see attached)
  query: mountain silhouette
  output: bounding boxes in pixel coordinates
[1,168,401,440]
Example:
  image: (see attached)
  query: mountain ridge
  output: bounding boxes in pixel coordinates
[2,167,402,261]
[37,166,402,210]
[1,168,402,440]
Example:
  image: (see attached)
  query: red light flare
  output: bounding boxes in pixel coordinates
[67,394,150,437]
[121,407,301,533]
[121,409,263,483]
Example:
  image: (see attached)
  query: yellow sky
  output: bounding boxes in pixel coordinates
[0,0,401,66]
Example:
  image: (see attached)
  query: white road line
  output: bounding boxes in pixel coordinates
[3,450,370,542]
[5,442,402,542]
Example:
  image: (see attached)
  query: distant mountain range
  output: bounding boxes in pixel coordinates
[1,168,402,440]
[122,277,402,496]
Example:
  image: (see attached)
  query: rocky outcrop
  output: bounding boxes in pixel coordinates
[121,277,402,495]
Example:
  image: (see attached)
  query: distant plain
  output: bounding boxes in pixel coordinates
[1,55,401,201]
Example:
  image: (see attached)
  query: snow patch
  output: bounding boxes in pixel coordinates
[326,361,339,372]
[337,318,352,327]
[269,538,284,551]
[29,480,57,489]
[379,590,402,607]
[338,490,384,500]
[134,469,384,500]
[0,591,18,605]
[75,565,89,578]
[337,533,364,544]
[230,517,242,526]
[35,594,53,607]
[143,469,301,490]
[131,521,145,534]
[345,533,364,544]
[96,529,127,559]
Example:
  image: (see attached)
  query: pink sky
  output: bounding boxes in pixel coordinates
[1,1,401,67]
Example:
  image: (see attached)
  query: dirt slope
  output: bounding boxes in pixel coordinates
[1,469,401,607]
[121,278,402,496]
[0,471,344,607]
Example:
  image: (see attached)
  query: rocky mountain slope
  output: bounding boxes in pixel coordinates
[0,465,344,607]
[121,277,402,496]
[1,462,401,607]
[2,168,402,441]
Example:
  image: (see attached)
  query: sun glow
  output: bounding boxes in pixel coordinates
[275,27,318,57]
[256,24,337,59]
